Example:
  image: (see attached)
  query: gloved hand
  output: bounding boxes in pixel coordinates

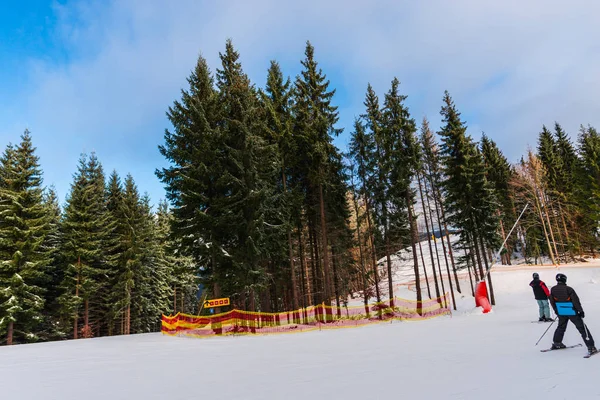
[578,310,585,319]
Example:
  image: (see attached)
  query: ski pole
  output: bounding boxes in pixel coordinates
[535,316,556,346]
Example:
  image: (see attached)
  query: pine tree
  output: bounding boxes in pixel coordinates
[156,52,220,305]
[537,125,562,193]
[39,186,64,340]
[574,125,600,251]
[417,118,443,302]
[362,84,393,305]
[438,92,499,305]
[112,174,145,334]
[292,41,345,309]
[381,78,420,309]
[214,39,279,309]
[348,118,381,304]
[59,153,112,339]
[155,200,195,315]
[480,133,516,264]
[0,131,51,344]
[260,60,300,316]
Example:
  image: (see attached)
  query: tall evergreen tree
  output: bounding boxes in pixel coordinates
[362,84,393,304]
[480,133,516,264]
[156,53,221,304]
[438,92,498,305]
[381,78,420,308]
[348,118,381,303]
[39,186,64,340]
[575,125,600,251]
[214,39,279,308]
[0,131,51,344]
[260,60,300,314]
[292,41,346,308]
[58,153,112,339]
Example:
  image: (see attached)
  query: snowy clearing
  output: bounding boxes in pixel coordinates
[2,264,600,399]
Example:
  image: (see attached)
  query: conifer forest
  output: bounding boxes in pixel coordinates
[2,40,599,345]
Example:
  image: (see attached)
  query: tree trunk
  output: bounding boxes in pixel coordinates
[416,222,432,299]
[283,172,299,317]
[309,221,320,305]
[84,299,90,335]
[472,232,485,281]
[478,234,496,306]
[418,173,441,302]
[352,189,370,315]
[498,217,509,265]
[363,193,381,303]
[557,202,575,262]
[7,321,13,345]
[74,256,81,339]
[173,286,177,314]
[426,188,447,307]
[465,248,475,296]
[407,195,422,314]
[541,194,560,264]
[433,188,460,294]
[385,233,394,307]
[297,225,309,318]
[435,184,462,293]
[318,183,332,305]
[547,196,566,262]
[331,247,342,318]
[534,192,557,265]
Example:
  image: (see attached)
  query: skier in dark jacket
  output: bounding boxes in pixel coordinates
[530,273,552,322]
[549,273,597,355]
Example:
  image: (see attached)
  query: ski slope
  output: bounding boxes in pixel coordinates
[1,265,600,399]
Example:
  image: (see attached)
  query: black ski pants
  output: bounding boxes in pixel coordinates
[553,315,595,347]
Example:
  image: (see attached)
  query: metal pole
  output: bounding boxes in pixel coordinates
[483,203,529,281]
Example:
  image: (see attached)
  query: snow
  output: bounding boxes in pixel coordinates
[2,264,600,399]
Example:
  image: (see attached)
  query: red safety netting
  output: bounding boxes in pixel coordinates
[162,293,451,338]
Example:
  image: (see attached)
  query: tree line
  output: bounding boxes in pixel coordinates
[0,134,196,345]
[1,39,599,345]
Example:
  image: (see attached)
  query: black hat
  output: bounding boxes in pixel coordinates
[556,273,567,283]
[533,272,539,279]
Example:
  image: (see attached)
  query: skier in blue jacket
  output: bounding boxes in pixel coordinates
[549,273,597,356]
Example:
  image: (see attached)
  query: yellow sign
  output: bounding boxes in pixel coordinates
[203,297,230,308]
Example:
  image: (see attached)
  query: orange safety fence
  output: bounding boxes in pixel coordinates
[162,293,451,338]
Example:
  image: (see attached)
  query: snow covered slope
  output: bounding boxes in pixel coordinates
[1,265,600,399]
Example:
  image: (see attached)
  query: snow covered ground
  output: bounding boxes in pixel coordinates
[2,263,600,399]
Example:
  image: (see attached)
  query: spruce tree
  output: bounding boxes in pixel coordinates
[260,60,300,314]
[381,78,420,308]
[39,186,64,340]
[575,125,600,251]
[418,118,443,301]
[438,91,499,305]
[292,41,345,309]
[362,84,393,305]
[156,53,221,305]
[537,125,562,193]
[0,131,51,344]
[214,39,279,308]
[480,133,516,264]
[348,118,381,303]
[59,153,112,339]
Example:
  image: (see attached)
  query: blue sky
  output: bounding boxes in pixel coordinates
[1,0,599,208]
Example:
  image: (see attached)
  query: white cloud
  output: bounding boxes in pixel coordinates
[11,0,600,203]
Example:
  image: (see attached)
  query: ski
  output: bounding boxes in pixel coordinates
[584,350,599,358]
[540,344,582,352]
[531,320,553,323]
